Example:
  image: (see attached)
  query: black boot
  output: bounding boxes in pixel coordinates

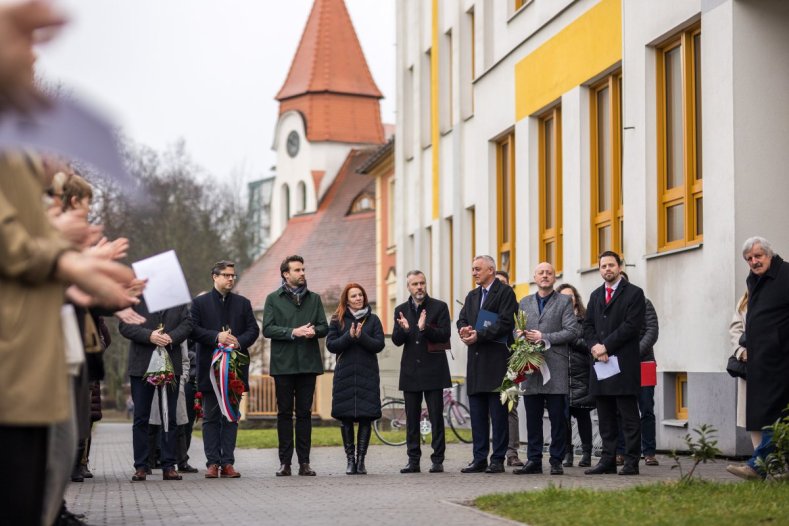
[340,422,357,475]
[563,449,574,468]
[356,420,372,475]
[578,444,592,468]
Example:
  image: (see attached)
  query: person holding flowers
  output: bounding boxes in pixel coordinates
[513,262,580,476]
[120,301,192,481]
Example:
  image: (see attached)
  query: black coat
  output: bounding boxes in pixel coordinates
[639,298,659,362]
[568,316,595,409]
[190,288,260,393]
[120,300,193,378]
[745,255,789,430]
[326,310,385,421]
[457,279,518,395]
[583,279,645,397]
[392,296,452,392]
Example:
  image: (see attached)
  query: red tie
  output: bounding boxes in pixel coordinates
[605,287,614,304]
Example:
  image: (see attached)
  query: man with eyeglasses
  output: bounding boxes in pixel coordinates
[190,260,260,479]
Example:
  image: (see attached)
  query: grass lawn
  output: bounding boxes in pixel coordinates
[194,426,466,449]
[475,481,789,526]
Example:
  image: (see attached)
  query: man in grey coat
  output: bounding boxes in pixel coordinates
[514,262,581,476]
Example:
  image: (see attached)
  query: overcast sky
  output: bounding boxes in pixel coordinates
[37,0,396,183]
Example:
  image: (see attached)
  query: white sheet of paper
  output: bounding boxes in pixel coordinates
[593,355,621,380]
[132,250,191,312]
[540,361,551,385]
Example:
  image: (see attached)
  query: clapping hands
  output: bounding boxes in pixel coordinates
[349,322,363,339]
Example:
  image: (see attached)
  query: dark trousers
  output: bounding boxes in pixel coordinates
[597,394,641,467]
[468,392,509,463]
[523,393,567,465]
[0,425,47,525]
[404,389,445,464]
[507,401,521,459]
[616,385,656,456]
[565,406,593,450]
[178,380,197,465]
[274,373,316,465]
[202,389,238,466]
[130,375,179,470]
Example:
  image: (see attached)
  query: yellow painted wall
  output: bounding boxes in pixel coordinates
[515,0,622,120]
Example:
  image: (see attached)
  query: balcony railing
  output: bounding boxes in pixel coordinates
[246,374,318,416]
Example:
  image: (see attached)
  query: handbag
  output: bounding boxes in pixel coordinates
[726,354,746,379]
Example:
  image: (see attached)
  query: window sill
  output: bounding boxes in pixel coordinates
[385,246,396,255]
[662,419,688,428]
[440,128,453,137]
[645,243,703,261]
[507,0,533,24]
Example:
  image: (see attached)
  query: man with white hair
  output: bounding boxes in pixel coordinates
[727,237,789,480]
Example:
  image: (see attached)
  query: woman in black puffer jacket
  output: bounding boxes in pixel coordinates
[326,283,385,475]
[557,284,595,468]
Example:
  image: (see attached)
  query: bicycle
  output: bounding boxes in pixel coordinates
[373,385,472,446]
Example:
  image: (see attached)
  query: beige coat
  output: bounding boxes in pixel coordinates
[729,306,747,428]
[0,154,73,425]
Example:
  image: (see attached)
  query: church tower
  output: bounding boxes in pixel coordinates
[270,0,385,242]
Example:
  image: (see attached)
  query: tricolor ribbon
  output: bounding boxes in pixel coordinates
[209,343,240,423]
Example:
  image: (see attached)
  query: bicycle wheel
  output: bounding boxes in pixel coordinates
[446,401,473,443]
[374,399,408,446]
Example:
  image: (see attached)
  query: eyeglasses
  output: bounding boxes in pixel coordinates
[217,273,237,279]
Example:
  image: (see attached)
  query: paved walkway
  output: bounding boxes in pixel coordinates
[66,423,735,525]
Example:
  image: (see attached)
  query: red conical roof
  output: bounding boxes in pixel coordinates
[276,0,383,101]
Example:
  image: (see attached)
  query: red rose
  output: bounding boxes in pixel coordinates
[230,379,245,395]
[228,371,236,381]
[514,373,525,384]
[195,391,203,399]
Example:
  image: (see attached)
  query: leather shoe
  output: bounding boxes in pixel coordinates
[400,462,420,474]
[616,454,625,466]
[429,463,444,473]
[619,465,639,476]
[644,455,660,466]
[584,462,617,475]
[298,463,316,476]
[513,460,542,475]
[460,460,488,473]
[506,456,524,467]
[485,461,505,474]
[131,468,147,482]
[178,463,199,473]
[550,463,564,475]
[221,464,241,478]
[275,464,291,476]
[81,465,94,479]
[162,468,182,480]
[205,464,220,478]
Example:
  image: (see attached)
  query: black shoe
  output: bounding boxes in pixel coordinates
[70,466,84,483]
[550,463,564,475]
[400,462,420,474]
[584,462,617,475]
[58,509,88,526]
[578,447,592,468]
[429,463,444,473]
[177,463,199,473]
[298,463,316,476]
[461,460,488,473]
[513,460,542,475]
[562,452,573,468]
[81,465,94,479]
[619,465,639,476]
[485,461,505,474]
[275,464,291,476]
[341,422,357,475]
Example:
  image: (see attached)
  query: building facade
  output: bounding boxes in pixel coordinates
[394,0,789,455]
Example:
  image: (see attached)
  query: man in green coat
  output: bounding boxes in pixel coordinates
[262,255,328,477]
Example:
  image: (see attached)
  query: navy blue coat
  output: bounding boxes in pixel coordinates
[326,311,385,421]
[190,288,260,393]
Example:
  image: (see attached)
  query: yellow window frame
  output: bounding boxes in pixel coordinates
[676,372,688,420]
[497,133,516,282]
[538,106,563,272]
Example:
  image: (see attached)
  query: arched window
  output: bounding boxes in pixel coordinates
[296,181,307,213]
[281,183,290,224]
[349,192,375,214]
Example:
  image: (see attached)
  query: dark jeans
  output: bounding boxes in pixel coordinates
[178,380,197,465]
[468,392,509,463]
[566,405,593,450]
[202,389,239,467]
[523,393,567,465]
[130,375,179,470]
[747,429,774,475]
[274,373,316,465]
[598,395,641,468]
[404,389,445,464]
[0,425,47,525]
[616,386,656,456]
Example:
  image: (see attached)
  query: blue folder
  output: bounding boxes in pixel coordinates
[474,309,508,344]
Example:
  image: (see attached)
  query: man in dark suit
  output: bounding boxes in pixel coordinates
[583,251,645,476]
[191,260,260,479]
[457,255,518,474]
[119,301,192,482]
[392,270,452,474]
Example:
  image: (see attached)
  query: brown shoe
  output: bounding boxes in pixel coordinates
[131,468,147,482]
[615,454,625,466]
[162,468,182,480]
[205,464,220,479]
[298,463,316,476]
[644,455,660,466]
[221,464,241,478]
[275,464,291,476]
[506,457,524,467]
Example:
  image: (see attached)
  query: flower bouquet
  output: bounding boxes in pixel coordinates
[497,310,545,411]
[144,346,176,387]
[193,391,203,421]
[209,341,250,423]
